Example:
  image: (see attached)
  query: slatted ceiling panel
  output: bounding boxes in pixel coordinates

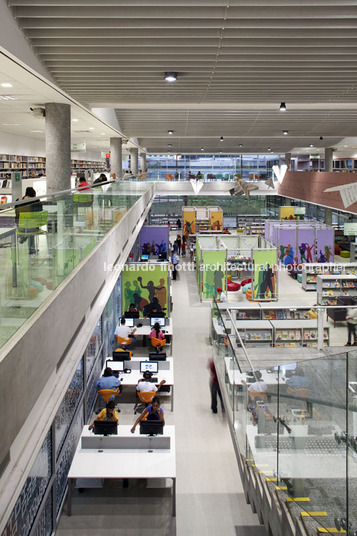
[7,0,357,153]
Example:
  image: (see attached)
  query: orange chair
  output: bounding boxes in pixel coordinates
[150,336,166,353]
[134,390,156,414]
[97,387,120,403]
[113,348,132,359]
[248,390,267,403]
[165,173,174,180]
[115,335,132,348]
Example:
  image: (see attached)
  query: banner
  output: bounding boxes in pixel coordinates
[122,264,169,317]
[201,250,226,299]
[253,250,277,300]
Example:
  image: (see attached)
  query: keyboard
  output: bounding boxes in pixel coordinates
[149,377,158,383]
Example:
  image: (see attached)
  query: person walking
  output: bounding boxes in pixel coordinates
[346,306,357,346]
[208,359,224,414]
[171,250,179,280]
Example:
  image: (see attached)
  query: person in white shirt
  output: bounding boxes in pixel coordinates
[114,317,137,348]
[136,371,166,393]
[247,371,268,395]
[216,287,227,302]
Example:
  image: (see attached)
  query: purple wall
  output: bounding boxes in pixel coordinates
[297,228,315,263]
[140,226,169,256]
[278,228,297,264]
[316,228,334,263]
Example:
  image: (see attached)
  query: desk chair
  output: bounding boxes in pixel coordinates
[115,335,133,349]
[134,390,156,414]
[96,387,120,413]
[150,337,166,353]
[248,390,267,403]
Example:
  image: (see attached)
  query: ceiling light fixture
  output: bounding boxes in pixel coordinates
[220,136,224,142]
[0,95,18,101]
[283,130,288,135]
[89,127,94,130]
[320,136,324,140]
[268,147,271,151]
[310,144,314,147]
[164,72,178,82]
[201,147,204,151]
[239,143,243,148]
[279,102,287,112]
[1,83,13,88]
[72,118,79,122]
[168,143,172,147]
[168,129,173,135]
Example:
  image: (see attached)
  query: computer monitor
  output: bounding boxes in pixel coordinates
[139,420,164,436]
[141,254,149,261]
[124,317,134,328]
[148,312,165,318]
[107,359,124,372]
[112,350,131,361]
[93,420,118,436]
[150,317,166,327]
[140,361,158,374]
[125,311,139,319]
[149,352,166,361]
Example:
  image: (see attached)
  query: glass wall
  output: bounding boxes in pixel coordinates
[146,154,281,180]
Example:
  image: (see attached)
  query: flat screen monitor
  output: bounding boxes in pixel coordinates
[148,312,165,318]
[150,317,166,327]
[141,254,149,261]
[125,311,139,319]
[107,359,124,372]
[140,361,158,374]
[93,420,118,436]
[124,317,134,327]
[112,350,131,361]
[139,420,164,436]
[149,352,166,361]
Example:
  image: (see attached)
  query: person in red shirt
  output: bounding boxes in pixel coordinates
[208,359,225,414]
[77,176,90,190]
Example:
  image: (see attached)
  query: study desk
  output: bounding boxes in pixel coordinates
[134,320,173,351]
[105,357,175,411]
[67,425,176,516]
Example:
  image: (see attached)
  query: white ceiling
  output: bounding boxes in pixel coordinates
[4,0,357,155]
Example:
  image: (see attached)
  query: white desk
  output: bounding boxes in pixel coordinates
[224,357,279,387]
[105,357,174,411]
[133,320,173,354]
[68,425,176,516]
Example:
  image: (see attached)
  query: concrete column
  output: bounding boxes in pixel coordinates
[45,103,71,194]
[130,148,138,175]
[325,208,333,226]
[285,152,292,170]
[325,147,334,172]
[110,137,122,179]
[140,152,146,172]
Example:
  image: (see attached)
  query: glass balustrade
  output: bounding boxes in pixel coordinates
[0,181,151,350]
[211,299,357,534]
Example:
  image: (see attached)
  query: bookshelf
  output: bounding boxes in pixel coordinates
[271,320,329,348]
[301,263,357,291]
[316,274,357,306]
[235,320,273,348]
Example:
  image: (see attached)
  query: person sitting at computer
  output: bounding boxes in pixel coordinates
[126,303,139,314]
[247,371,268,399]
[89,400,119,430]
[114,317,137,348]
[130,396,165,433]
[149,322,165,342]
[94,367,121,400]
[136,370,166,393]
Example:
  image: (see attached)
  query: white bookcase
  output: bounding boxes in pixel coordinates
[302,263,357,291]
[316,274,357,306]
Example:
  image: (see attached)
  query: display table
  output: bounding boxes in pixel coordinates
[67,425,176,516]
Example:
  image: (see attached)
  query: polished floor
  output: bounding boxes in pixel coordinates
[56,261,267,536]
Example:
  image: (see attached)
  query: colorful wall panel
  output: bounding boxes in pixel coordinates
[280,206,295,220]
[140,225,169,256]
[201,250,226,299]
[297,228,315,263]
[253,250,278,300]
[278,228,296,264]
[210,210,223,231]
[316,229,334,263]
[183,209,195,235]
[122,264,169,317]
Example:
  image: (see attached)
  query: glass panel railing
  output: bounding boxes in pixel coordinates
[213,299,357,534]
[0,181,151,350]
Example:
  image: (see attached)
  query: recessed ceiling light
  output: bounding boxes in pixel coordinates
[89,127,94,130]
[310,144,314,147]
[220,136,224,142]
[2,122,19,126]
[101,133,105,136]
[30,130,44,133]
[1,83,13,88]
[239,143,243,148]
[268,147,271,151]
[72,118,79,122]
[320,136,324,140]
[283,130,288,135]
[168,143,172,147]
[219,151,223,154]
[201,147,204,151]
[168,129,174,135]
[279,102,287,112]
[164,72,178,82]
[0,95,18,101]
